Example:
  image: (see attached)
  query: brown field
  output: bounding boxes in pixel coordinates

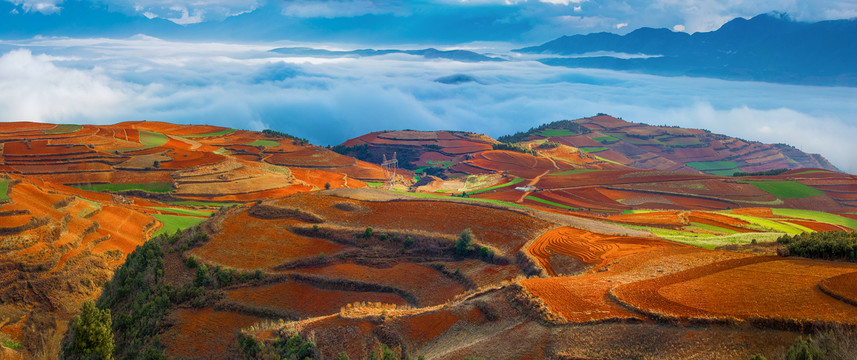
[223,281,408,317]
[162,308,261,359]
[819,271,857,305]
[192,210,345,269]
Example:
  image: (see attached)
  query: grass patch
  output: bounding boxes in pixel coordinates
[539,129,575,137]
[42,124,82,135]
[468,177,524,194]
[425,160,452,169]
[366,182,384,188]
[792,169,833,175]
[0,179,9,202]
[666,232,784,249]
[72,182,174,193]
[685,161,740,171]
[151,214,207,238]
[245,139,280,147]
[179,129,235,138]
[549,169,603,176]
[687,222,740,234]
[525,196,579,210]
[771,208,857,231]
[1,338,22,350]
[592,135,619,143]
[579,147,608,153]
[749,181,825,199]
[150,207,213,216]
[213,147,233,155]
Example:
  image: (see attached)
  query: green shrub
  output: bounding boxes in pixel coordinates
[404,236,414,247]
[364,227,374,239]
[456,229,475,256]
[66,300,114,360]
[185,256,197,268]
[786,336,824,360]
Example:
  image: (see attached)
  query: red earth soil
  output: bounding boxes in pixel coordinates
[224,281,408,317]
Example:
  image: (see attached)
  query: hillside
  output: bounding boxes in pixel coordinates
[1,120,857,359]
[515,13,857,86]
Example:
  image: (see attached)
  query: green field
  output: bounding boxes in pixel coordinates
[180,129,235,138]
[213,147,233,155]
[792,169,833,175]
[539,129,575,137]
[525,196,579,210]
[749,181,825,199]
[771,208,857,230]
[579,147,608,153]
[425,160,452,169]
[468,177,524,194]
[549,169,603,176]
[622,224,783,249]
[366,182,384,188]
[118,130,169,153]
[718,213,810,234]
[592,136,619,143]
[687,222,740,234]
[709,169,739,176]
[42,124,82,135]
[246,139,280,147]
[152,214,207,238]
[685,161,740,171]
[151,207,213,216]
[0,179,9,202]
[72,182,174,193]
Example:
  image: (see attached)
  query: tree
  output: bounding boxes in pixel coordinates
[67,300,114,360]
[786,336,824,360]
[324,182,331,190]
[456,229,475,256]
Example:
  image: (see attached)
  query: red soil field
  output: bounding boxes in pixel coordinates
[265,147,356,167]
[224,281,408,317]
[522,276,643,323]
[607,211,688,228]
[290,167,350,189]
[614,257,857,325]
[786,219,847,232]
[276,194,552,255]
[526,227,684,276]
[819,271,857,305]
[162,308,261,359]
[298,263,466,306]
[464,150,559,179]
[193,210,344,269]
[396,307,484,344]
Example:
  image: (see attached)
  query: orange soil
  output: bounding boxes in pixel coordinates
[193,210,344,269]
[265,147,356,167]
[162,308,261,359]
[526,227,684,276]
[464,150,561,179]
[298,263,466,306]
[607,211,688,228]
[819,271,857,305]
[290,167,350,189]
[615,257,857,324]
[786,219,847,232]
[224,281,408,317]
[522,276,643,323]
[397,308,474,343]
[276,194,552,255]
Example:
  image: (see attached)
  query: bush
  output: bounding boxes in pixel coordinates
[66,300,114,360]
[456,229,475,256]
[364,226,374,239]
[404,236,414,248]
[185,256,197,268]
[786,336,824,360]
[777,231,857,261]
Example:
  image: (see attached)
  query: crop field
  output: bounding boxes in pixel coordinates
[770,208,857,230]
[179,129,235,138]
[0,179,9,202]
[150,206,213,216]
[152,214,207,237]
[42,124,82,134]
[192,210,344,269]
[522,276,643,323]
[549,169,603,176]
[118,130,168,152]
[685,161,740,171]
[614,257,857,325]
[819,271,857,305]
[592,135,619,143]
[162,308,261,359]
[525,195,579,210]
[72,182,175,193]
[223,281,408,317]
[539,129,576,137]
[579,146,608,153]
[245,139,280,147]
[749,180,825,199]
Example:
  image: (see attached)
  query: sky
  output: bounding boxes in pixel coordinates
[0,0,856,172]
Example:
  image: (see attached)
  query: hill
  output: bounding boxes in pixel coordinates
[515,13,857,87]
[1,120,856,359]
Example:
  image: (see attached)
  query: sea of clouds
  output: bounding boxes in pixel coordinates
[1,36,856,173]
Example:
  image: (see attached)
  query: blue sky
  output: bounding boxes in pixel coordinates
[4,0,857,43]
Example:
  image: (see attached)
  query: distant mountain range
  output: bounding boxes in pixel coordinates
[516,13,857,86]
[270,47,503,63]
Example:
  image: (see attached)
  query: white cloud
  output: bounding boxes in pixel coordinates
[672,24,685,32]
[0,49,129,122]
[7,0,61,14]
[616,22,628,29]
[281,0,400,18]
[166,6,204,25]
[539,0,587,5]
[2,37,856,173]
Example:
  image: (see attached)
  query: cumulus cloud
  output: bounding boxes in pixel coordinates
[2,37,855,173]
[281,0,402,18]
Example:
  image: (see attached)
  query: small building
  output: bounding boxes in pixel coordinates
[514,186,536,192]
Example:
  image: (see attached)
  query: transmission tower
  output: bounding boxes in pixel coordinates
[381,152,398,189]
